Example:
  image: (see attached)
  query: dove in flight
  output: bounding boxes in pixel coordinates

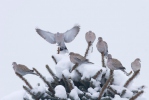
[12,62,38,76]
[36,25,80,51]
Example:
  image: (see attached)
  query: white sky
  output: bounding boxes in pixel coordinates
[0,0,149,98]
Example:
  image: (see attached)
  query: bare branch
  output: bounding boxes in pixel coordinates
[51,56,57,64]
[84,41,92,58]
[33,68,55,94]
[98,75,113,100]
[93,69,102,79]
[124,70,140,88]
[15,73,33,89]
[129,91,144,100]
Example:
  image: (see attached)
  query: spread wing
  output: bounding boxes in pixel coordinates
[18,64,31,71]
[111,59,123,68]
[64,25,80,43]
[36,28,56,44]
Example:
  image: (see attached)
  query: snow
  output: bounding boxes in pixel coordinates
[105,69,128,86]
[0,90,28,100]
[69,89,80,100]
[88,87,99,99]
[110,85,133,98]
[62,69,71,79]
[54,85,67,99]
[31,84,46,95]
[113,95,128,100]
[54,54,74,79]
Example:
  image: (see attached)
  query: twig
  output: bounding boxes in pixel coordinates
[46,65,59,83]
[51,56,57,64]
[129,91,144,100]
[76,69,82,77]
[23,86,38,100]
[93,69,102,79]
[71,64,79,72]
[33,68,55,94]
[110,70,114,77]
[15,73,33,89]
[84,41,92,58]
[57,47,60,54]
[124,70,140,87]
[101,52,106,67]
[98,75,113,100]
[46,65,55,76]
[120,89,126,97]
[109,70,114,85]
[107,86,119,95]
[67,79,74,91]
[62,74,71,92]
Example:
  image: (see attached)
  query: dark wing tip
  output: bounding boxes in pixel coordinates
[74,24,80,29]
[35,28,40,32]
[120,67,126,69]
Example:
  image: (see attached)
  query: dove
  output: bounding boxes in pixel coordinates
[36,25,80,51]
[96,37,108,57]
[131,58,141,72]
[69,52,93,65]
[85,31,96,43]
[107,54,130,76]
[12,62,38,76]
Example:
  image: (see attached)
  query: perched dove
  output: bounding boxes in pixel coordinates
[85,31,96,43]
[69,52,93,65]
[36,25,80,51]
[96,37,108,57]
[12,62,38,76]
[107,54,130,75]
[131,58,141,72]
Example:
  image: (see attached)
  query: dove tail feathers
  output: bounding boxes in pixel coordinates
[85,59,94,64]
[31,72,39,76]
[60,46,68,51]
[119,67,126,69]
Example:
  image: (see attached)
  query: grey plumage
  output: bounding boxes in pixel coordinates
[69,52,93,65]
[96,37,108,56]
[131,58,141,72]
[85,31,96,43]
[107,54,129,75]
[36,25,80,51]
[12,62,38,76]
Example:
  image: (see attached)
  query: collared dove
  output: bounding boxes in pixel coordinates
[69,52,93,65]
[85,31,96,43]
[12,62,38,76]
[96,37,108,57]
[36,25,80,51]
[131,58,141,72]
[107,54,130,76]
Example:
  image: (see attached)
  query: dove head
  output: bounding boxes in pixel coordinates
[12,62,17,66]
[98,37,103,42]
[135,58,141,62]
[56,32,60,37]
[107,54,112,59]
[69,52,75,56]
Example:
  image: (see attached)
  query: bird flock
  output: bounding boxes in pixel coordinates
[12,25,141,77]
